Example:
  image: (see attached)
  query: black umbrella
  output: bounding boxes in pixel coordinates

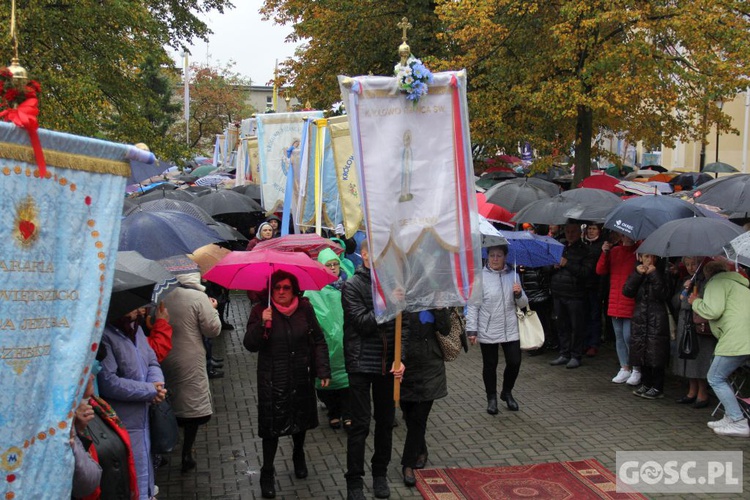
[559,188,622,222]
[703,162,738,175]
[668,172,713,190]
[691,174,750,213]
[208,221,250,250]
[484,181,552,212]
[122,198,137,215]
[136,188,196,203]
[116,251,179,303]
[232,184,263,203]
[185,185,214,197]
[603,196,704,240]
[638,217,743,257]
[128,199,215,224]
[108,269,156,320]
[192,189,263,216]
[642,165,668,173]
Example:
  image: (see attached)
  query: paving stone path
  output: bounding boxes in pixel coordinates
[155,293,749,499]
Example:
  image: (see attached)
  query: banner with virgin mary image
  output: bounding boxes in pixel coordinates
[256,111,324,214]
[338,71,482,321]
[0,122,134,498]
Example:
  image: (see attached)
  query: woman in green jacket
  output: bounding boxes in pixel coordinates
[305,248,350,429]
[690,261,750,437]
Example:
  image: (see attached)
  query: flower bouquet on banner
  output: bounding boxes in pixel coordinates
[337,18,482,339]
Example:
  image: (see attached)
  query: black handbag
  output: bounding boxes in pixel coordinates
[149,397,179,454]
[678,310,700,360]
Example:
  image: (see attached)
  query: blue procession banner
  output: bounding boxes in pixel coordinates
[338,71,482,322]
[295,118,343,232]
[0,122,135,498]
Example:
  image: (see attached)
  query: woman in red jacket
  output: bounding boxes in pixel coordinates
[596,235,639,385]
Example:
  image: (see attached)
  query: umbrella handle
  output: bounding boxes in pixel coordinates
[265,273,272,329]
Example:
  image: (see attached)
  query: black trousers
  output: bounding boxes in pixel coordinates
[262,431,306,472]
[553,296,587,360]
[176,415,211,458]
[400,400,433,468]
[641,365,665,392]
[345,372,395,488]
[479,341,522,396]
[317,388,351,421]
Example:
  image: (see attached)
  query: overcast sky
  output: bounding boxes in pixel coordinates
[171,0,300,85]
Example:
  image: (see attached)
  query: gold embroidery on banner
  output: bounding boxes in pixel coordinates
[0,142,130,177]
[13,196,39,248]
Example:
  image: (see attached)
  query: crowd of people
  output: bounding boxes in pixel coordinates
[69,211,750,500]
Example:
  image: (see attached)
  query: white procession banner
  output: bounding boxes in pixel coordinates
[338,71,481,321]
[256,111,324,214]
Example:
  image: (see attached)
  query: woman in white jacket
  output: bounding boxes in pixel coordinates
[467,245,528,414]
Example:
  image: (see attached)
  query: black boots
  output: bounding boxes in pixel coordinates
[500,391,519,411]
[293,449,308,479]
[181,453,196,473]
[486,393,499,415]
[260,467,276,498]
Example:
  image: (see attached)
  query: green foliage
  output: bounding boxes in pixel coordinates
[0,0,232,162]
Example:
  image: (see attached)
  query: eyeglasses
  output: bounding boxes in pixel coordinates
[273,285,293,291]
[325,262,340,269]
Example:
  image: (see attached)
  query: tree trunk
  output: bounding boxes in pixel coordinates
[574,104,593,186]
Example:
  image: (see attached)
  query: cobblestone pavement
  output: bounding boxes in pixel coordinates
[156,293,750,499]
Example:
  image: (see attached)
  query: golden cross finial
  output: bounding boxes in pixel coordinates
[397,17,412,43]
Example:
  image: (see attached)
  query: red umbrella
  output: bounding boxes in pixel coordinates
[254,233,344,259]
[203,249,336,291]
[477,193,514,226]
[578,174,624,194]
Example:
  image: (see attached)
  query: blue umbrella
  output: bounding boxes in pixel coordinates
[119,211,224,260]
[498,230,564,267]
[127,159,170,185]
[604,196,704,241]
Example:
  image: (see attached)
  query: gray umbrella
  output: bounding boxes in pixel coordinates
[560,188,622,222]
[637,217,743,257]
[484,181,552,212]
[511,197,575,225]
[691,173,750,212]
[128,199,215,224]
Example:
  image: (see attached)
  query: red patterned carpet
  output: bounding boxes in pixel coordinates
[415,459,647,499]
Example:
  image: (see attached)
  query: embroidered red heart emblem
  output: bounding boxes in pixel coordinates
[19,220,35,240]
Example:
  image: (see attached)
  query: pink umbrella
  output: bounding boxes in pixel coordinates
[203,249,336,291]
[254,233,344,260]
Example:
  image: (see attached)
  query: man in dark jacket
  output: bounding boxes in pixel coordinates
[549,223,596,369]
[342,239,406,500]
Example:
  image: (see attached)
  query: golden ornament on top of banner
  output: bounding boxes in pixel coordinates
[397,17,412,66]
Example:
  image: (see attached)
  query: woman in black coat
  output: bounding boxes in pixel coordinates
[622,253,671,400]
[400,308,452,487]
[244,270,331,499]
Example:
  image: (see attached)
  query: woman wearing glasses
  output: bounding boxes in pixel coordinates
[244,270,332,499]
[305,248,350,431]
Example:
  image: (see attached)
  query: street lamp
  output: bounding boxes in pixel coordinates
[715,99,724,162]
